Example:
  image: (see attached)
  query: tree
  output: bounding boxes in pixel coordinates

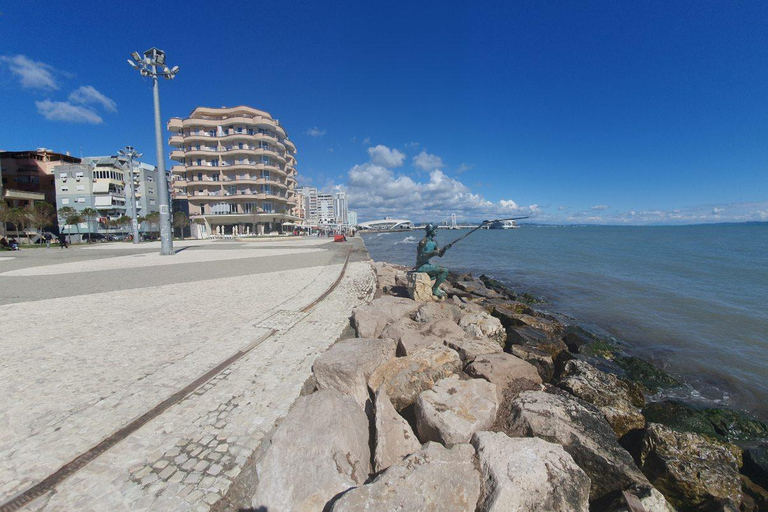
[116,215,131,238]
[0,202,10,238]
[25,202,56,243]
[137,215,146,234]
[81,207,99,241]
[58,207,82,243]
[145,211,160,234]
[8,207,27,243]
[173,211,189,240]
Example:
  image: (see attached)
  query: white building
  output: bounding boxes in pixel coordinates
[299,187,349,227]
[348,211,357,227]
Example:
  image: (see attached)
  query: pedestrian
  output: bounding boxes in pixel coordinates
[45,232,52,248]
[58,232,68,249]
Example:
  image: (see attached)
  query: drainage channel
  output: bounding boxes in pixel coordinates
[0,252,352,512]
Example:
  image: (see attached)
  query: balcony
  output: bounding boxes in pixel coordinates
[169,135,184,146]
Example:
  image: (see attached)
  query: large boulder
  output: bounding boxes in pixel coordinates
[368,345,462,411]
[251,389,370,512]
[352,295,421,338]
[558,359,645,437]
[444,336,503,363]
[408,271,434,302]
[412,301,463,324]
[455,279,503,299]
[380,318,443,356]
[510,344,555,382]
[508,390,650,503]
[743,442,768,490]
[373,389,421,472]
[604,485,676,512]
[313,337,396,409]
[415,376,498,446]
[424,317,469,341]
[465,353,542,404]
[332,442,481,512]
[471,431,591,512]
[458,311,506,344]
[639,422,743,510]
[507,325,568,358]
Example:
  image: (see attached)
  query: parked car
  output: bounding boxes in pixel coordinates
[82,233,107,242]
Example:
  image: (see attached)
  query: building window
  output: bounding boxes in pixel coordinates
[61,186,69,192]
[150,199,156,205]
[77,197,86,203]
[262,202,274,213]
[77,185,85,191]
[243,202,257,213]
[61,198,70,205]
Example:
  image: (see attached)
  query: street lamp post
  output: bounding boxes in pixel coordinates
[127,48,179,256]
[118,146,142,244]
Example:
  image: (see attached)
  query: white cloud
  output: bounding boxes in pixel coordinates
[35,100,103,124]
[591,204,609,211]
[342,161,538,222]
[69,85,116,112]
[362,136,371,145]
[557,206,569,211]
[367,145,406,168]
[404,141,420,149]
[456,163,473,174]
[413,150,445,171]
[306,127,326,137]
[0,54,58,90]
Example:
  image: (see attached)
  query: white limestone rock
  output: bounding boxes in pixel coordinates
[459,311,506,343]
[331,442,481,512]
[508,390,650,503]
[373,388,421,472]
[313,337,396,409]
[352,295,421,338]
[471,431,591,512]
[415,376,498,446]
[444,336,503,363]
[465,352,542,404]
[408,271,434,302]
[368,345,462,411]
[251,389,370,512]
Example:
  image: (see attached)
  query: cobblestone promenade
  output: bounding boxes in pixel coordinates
[0,237,374,511]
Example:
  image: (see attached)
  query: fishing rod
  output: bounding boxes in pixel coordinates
[443,216,529,251]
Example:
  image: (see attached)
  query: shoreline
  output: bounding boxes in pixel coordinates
[244,253,768,511]
[361,227,768,423]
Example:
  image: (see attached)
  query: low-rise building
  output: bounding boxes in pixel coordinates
[54,156,160,237]
[1,148,80,208]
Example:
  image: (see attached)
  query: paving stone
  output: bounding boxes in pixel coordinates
[158,466,176,480]
[207,464,223,476]
[215,443,229,453]
[153,460,169,470]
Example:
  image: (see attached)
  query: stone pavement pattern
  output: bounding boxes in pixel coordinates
[0,238,374,511]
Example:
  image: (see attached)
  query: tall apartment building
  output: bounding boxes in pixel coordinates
[168,106,299,238]
[54,156,160,237]
[298,186,349,227]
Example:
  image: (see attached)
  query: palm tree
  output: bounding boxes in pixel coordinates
[173,212,189,239]
[25,202,56,244]
[117,215,132,237]
[81,207,99,241]
[137,215,146,236]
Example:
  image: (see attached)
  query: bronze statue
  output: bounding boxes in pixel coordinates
[415,223,451,297]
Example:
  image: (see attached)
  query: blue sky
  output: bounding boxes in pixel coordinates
[1,1,767,224]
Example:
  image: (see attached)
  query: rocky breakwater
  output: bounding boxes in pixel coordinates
[247,261,768,511]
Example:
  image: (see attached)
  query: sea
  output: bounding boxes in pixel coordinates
[361,223,768,420]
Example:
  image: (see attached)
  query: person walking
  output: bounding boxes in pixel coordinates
[58,232,68,249]
[45,232,52,248]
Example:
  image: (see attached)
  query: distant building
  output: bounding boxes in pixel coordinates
[54,156,160,237]
[168,105,299,238]
[298,186,350,227]
[334,192,348,225]
[1,148,80,208]
[348,211,357,226]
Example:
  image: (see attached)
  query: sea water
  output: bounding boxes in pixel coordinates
[362,224,768,419]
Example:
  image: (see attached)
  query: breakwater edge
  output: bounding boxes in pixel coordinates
[243,254,768,511]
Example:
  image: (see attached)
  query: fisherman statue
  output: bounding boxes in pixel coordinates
[415,223,451,297]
